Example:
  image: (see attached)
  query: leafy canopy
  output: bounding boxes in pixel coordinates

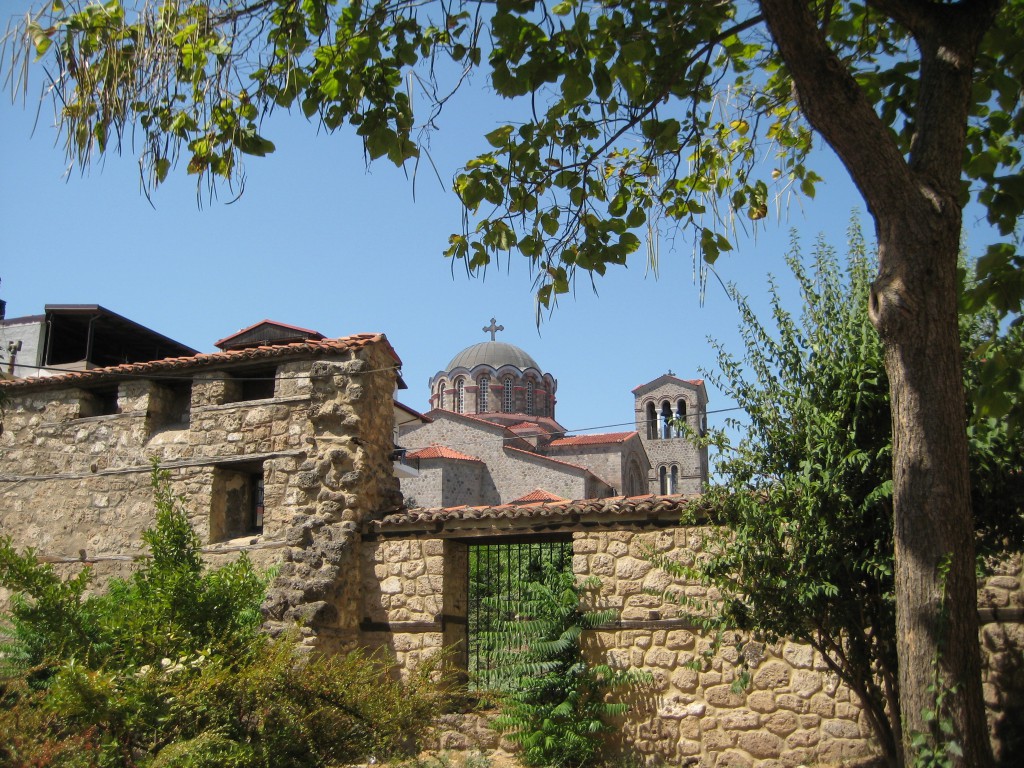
[7,1,1021,307]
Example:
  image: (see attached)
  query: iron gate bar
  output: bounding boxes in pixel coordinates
[466,536,572,690]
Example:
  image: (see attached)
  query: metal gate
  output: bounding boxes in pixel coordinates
[466,538,572,690]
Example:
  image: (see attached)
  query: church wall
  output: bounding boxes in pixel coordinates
[400,417,593,504]
[401,460,487,509]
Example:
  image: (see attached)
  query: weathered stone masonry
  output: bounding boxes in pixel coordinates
[0,334,403,651]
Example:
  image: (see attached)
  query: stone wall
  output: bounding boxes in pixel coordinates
[359,520,1024,767]
[0,337,403,655]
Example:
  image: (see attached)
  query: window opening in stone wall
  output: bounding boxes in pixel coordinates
[503,377,514,413]
[670,465,679,494]
[660,401,673,439]
[87,387,120,416]
[466,537,572,691]
[646,401,658,440]
[526,380,534,415]
[438,380,446,410]
[210,462,265,542]
[659,465,668,494]
[456,377,466,414]
[225,367,276,403]
[150,381,192,429]
[478,375,489,412]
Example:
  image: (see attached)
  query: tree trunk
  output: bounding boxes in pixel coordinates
[872,210,992,768]
[755,2,1001,765]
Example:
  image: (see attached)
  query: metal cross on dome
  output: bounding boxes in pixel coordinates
[483,318,504,341]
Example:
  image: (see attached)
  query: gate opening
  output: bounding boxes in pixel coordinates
[466,537,572,690]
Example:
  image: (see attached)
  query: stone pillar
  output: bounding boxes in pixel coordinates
[262,348,402,652]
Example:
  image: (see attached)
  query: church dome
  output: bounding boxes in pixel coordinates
[446,341,540,372]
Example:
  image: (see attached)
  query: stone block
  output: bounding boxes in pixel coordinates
[808,693,836,718]
[721,710,760,731]
[712,749,752,767]
[764,710,799,736]
[642,645,676,669]
[666,629,695,650]
[791,669,823,698]
[736,730,782,758]
[746,691,776,713]
[705,684,745,708]
[781,642,815,669]
[821,718,861,739]
[753,661,791,690]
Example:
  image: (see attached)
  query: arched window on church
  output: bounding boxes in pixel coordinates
[526,379,535,415]
[437,380,446,411]
[661,401,673,439]
[675,400,687,437]
[503,377,515,413]
[646,401,658,440]
[670,465,679,494]
[659,466,668,495]
[455,377,466,414]
[478,375,489,412]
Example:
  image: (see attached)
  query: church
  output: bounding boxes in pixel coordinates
[397,319,709,508]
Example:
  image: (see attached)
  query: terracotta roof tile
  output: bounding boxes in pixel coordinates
[0,333,400,391]
[547,431,638,448]
[510,488,568,504]
[368,493,697,532]
[509,421,542,431]
[406,444,482,462]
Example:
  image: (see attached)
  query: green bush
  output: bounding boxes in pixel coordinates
[0,464,448,767]
[484,568,646,768]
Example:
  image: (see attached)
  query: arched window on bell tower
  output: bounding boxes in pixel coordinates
[646,401,658,440]
[661,401,673,439]
[675,399,687,437]
[478,375,490,412]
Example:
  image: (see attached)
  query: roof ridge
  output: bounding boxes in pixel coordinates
[0,333,399,390]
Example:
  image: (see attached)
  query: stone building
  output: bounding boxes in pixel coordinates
[0,329,405,647]
[398,324,709,507]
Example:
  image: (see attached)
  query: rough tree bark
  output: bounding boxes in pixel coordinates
[757,1,1001,766]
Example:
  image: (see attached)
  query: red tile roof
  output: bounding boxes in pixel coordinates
[0,334,401,391]
[547,431,638,448]
[367,493,698,532]
[406,444,482,462]
[510,488,568,504]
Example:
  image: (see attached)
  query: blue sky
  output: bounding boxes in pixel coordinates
[0,2,992,447]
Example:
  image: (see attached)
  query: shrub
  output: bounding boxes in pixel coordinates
[484,568,646,768]
[0,464,449,767]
